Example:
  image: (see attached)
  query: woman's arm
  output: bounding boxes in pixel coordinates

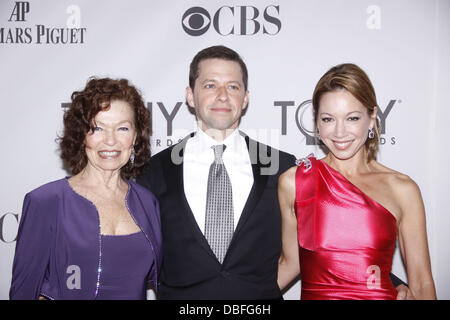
[396,176,436,299]
[10,193,53,300]
[277,167,301,291]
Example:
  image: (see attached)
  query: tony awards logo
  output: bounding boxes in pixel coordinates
[275,99,399,146]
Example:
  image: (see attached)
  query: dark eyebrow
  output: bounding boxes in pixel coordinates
[94,120,133,126]
[319,111,363,117]
[346,111,363,116]
[200,79,242,86]
[201,79,217,84]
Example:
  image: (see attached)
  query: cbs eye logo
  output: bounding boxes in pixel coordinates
[182,5,281,36]
[182,7,211,36]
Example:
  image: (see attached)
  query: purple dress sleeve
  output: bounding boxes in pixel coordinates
[9,192,55,300]
[146,195,162,288]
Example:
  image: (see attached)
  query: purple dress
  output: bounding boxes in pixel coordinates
[9,178,162,300]
[96,232,154,300]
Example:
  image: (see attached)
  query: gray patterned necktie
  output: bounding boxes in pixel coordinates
[204,144,234,264]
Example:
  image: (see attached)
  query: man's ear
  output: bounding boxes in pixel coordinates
[242,90,249,110]
[186,86,195,109]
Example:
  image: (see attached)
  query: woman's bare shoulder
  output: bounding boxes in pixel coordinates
[278,166,298,195]
[372,161,421,197]
[281,165,298,178]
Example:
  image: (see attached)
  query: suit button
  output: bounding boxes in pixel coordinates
[221,271,230,278]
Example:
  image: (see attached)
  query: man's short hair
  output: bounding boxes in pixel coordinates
[189,45,248,91]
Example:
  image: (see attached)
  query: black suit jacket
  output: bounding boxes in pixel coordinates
[136,132,296,299]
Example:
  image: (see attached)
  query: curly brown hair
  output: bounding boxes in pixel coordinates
[58,77,151,179]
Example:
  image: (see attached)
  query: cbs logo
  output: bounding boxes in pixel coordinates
[182,5,281,36]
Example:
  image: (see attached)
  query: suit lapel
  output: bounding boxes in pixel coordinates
[162,133,218,261]
[230,133,269,245]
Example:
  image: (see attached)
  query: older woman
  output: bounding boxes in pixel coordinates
[10,77,162,300]
[278,64,436,299]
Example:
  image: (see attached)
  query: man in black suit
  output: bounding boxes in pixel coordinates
[137,45,295,299]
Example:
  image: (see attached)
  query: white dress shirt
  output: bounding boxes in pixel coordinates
[183,127,254,233]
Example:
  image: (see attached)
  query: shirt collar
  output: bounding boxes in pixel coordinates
[194,126,243,156]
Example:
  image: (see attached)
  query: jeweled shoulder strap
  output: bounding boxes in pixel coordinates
[295,153,317,203]
[294,154,318,250]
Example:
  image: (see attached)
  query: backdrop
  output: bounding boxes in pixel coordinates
[1,0,449,300]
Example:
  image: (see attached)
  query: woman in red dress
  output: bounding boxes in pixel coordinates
[278,63,436,299]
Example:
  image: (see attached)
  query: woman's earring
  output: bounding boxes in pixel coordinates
[368,128,375,139]
[130,145,135,165]
[316,129,321,140]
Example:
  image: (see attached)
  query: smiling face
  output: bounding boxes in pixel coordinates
[317,89,377,161]
[186,58,249,138]
[84,100,137,174]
